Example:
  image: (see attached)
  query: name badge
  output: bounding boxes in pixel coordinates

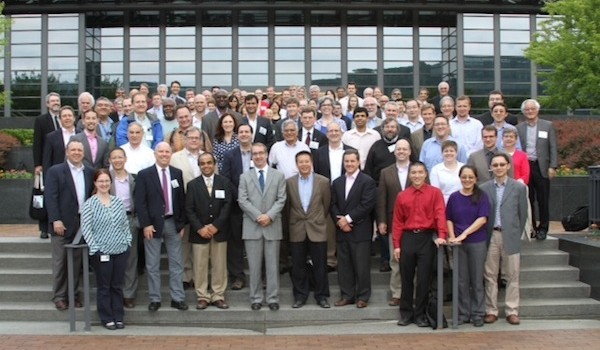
[100,254,110,262]
[259,126,267,135]
[388,144,395,153]
[145,133,154,141]
[309,141,320,150]
[538,130,548,139]
[215,190,225,199]
[171,179,180,188]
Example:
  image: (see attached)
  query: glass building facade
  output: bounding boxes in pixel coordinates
[2,0,545,117]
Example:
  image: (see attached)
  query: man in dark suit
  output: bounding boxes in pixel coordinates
[204,89,243,127]
[220,124,254,290]
[299,107,327,152]
[242,94,275,150]
[477,90,519,126]
[192,94,219,142]
[313,123,355,272]
[43,106,78,175]
[330,149,377,308]
[516,99,557,240]
[376,139,412,307]
[186,152,233,310]
[33,92,62,239]
[70,110,109,170]
[286,151,332,309]
[481,153,528,325]
[45,139,94,310]
[135,142,188,312]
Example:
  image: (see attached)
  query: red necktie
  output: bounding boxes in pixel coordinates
[305,132,311,146]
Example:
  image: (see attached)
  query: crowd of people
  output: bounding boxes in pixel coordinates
[32,80,557,330]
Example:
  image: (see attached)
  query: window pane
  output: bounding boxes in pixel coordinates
[240,62,268,74]
[203,62,232,74]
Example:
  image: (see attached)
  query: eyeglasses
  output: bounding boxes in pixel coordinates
[491,163,508,167]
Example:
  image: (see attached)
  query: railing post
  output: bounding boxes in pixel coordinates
[65,229,91,332]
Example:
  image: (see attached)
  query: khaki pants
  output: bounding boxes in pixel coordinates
[192,239,228,302]
[484,230,520,317]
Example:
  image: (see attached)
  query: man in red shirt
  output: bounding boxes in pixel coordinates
[393,161,447,327]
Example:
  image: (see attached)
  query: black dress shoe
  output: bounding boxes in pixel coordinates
[148,302,161,312]
[292,300,305,308]
[318,299,331,309]
[183,281,194,290]
[40,231,49,239]
[115,321,125,329]
[473,319,484,327]
[268,303,280,311]
[536,229,547,240]
[231,279,245,290]
[170,300,189,311]
[103,321,116,330]
[397,318,413,326]
[379,261,391,272]
[327,265,336,273]
[251,303,262,311]
[415,318,430,327]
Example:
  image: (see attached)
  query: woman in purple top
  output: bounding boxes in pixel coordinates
[447,165,490,327]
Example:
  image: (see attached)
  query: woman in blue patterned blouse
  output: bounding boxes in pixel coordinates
[81,168,132,330]
[213,113,240,173]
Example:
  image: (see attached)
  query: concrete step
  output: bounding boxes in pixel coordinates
[519,265,580,282]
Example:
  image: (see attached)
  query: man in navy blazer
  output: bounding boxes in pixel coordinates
[45,139,94,310]
[42,106,77,174]
[135,142,188,312]
[220,124,254,290]
[242,94,275,150]
[330,149,377,308]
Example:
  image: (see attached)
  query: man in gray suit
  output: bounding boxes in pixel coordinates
[481,153,528,326]
[238,142,287,311]
[70,110,109,170]
[467,125,513,184]
[516,99,557,240]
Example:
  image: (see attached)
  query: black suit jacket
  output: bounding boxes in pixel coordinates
[298,128,328,151]
[45,162,94,239]
[42,130,69,175]
[135,165,186,238]
[314,144,355,180]
[33,112,59,168]
[185,174,233,244]
[330,171,377,242]
[373,122,411,141]
[243,116,275,150]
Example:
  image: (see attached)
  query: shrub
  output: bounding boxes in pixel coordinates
[0,129,34,147]
[553,119,600,169]
[0,132,20,168]
[0,169,33,180]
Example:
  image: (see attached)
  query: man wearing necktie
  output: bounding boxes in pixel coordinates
[238,143,287,311]
[33,92,62,239]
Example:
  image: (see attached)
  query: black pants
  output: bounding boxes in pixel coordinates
[227,205,246,282]
[290,239,329,302]
[337,240,371,302]
[529,160,550,231]
[90,249,129,324]
[399,231,435,322]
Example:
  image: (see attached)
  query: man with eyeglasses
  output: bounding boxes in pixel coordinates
[481,153,528,325]
[361,97,383,129]
[468,125,514,184]
[516,99,557,240]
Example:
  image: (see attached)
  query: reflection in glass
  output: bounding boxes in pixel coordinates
[130,62,159,74]
[130,35,159,48]
[384,36,412,47]
[11,45,42,57]
[239,49,268,61]
[500,31,530,43]
[464,43,493,56]
[48,15,79,30]
[312,48,340,61]
[463,15,493,29]
[384,49,413,61]
[275,61,304,74]
[238,74,267,86]
[166,49,196,61]
[202,36,233,48]
[500,15,530,30]
[348,49,377,60]
[48,30,79,43]
[130,49,160,61]
[276,49,304,61]
[166,36,196,48]
[348,61,377,71]
[49,44,79,57]
[11,58,42,70]
[101,62,123,75]
[100,36,124,49]
[238,35,268,48]
[420,49,442,61]
[500,43,528,56]
[311,36,340,48]
[49,57,77,70]
[463,30,493,42]
[276,74,305,87]
[202,49,232,61]
[275,36,304,48]
[166,75,195,87]
[312,61,341,73]
[348,36,377,48]
[240,62,268,74]
[11,16,42,31]
[11,31,41,44]
[166,62,195,74]
[203,62,232,74]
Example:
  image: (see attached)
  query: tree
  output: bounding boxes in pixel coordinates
[0,2,10,109]
[525,0,600,110]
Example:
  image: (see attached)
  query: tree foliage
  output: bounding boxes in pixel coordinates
[525,0,600,110]
[0,2,10,108]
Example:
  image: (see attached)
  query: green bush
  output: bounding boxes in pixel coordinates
[0,129,34,146]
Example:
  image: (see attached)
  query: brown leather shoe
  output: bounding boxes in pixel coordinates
[356,300,368,308]
[231,280,245,290]
[334,299,354,307]
[74,299,83,308]
[212,300,229,309]
[388,298,401,306]
[484,314,498,324]
[54,300,68,311]
[506,314,520,325]
[124,298,135,308]
[196,300,209,310]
